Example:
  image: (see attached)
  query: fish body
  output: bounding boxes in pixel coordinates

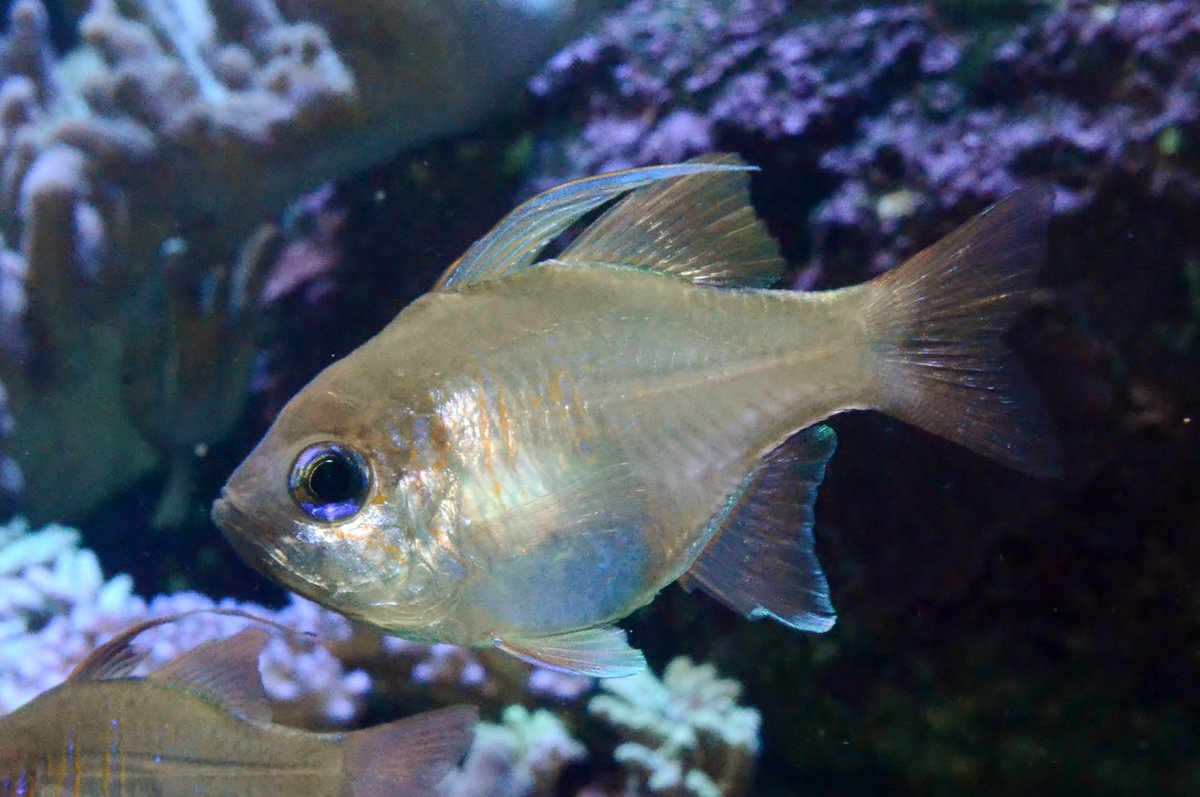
[214,156,1058,676]
[0,616,475,797]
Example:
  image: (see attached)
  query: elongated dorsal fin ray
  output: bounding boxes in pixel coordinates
[495,625,645,677]
[559,153,784,287]
[683,425,838,631]
[67,617,169,682]
[434,159,755,291]
[66,608,283,683]
[149,628,273,723]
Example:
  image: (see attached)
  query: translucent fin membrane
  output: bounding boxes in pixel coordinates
[684,425,838,632]
[560,153,784,287]
[434,160,753,291]
[343,706,478,797]
[861,185,1061,477]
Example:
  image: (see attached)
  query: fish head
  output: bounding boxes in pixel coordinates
[213,361,462,631]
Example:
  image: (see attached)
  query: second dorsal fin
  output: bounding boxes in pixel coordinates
[68,608,295,726]
[149,628,273,724]
[559,153,784,287]
[682,425,838,632]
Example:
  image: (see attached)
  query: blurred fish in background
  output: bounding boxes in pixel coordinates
[0,612,477,797]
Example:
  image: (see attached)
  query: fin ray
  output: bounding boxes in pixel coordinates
[683,425,838,632]
[149,629,273,723]
[559,153,784,287]
[67,608,286,684]
[861,184,1060,476]
[343,706,478,797]
[434,160,754,291]
[495,626,645,677]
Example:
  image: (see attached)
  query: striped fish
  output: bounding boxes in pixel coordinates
[0,614,475,797]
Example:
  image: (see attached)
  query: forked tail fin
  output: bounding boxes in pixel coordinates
[860,185,1060,477]
[342,705,477,797]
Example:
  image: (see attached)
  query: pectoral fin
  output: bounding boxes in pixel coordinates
[495,625,646,677]
[682,425,838,632]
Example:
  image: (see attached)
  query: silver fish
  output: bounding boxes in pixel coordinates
[213,155,1058,676]
[0,613,476,796]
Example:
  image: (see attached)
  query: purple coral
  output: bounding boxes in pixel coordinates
[531,0,952,180]
[808,0,1200,287]
[531,0,1200,285]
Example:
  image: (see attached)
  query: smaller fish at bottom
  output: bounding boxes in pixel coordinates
[0,612,476,797]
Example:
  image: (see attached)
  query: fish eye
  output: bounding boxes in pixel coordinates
[289,443,371,522]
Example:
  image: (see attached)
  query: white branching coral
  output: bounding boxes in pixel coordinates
[440,705,586,797]
[590,657,762,797]
[0,516,370,724]
[0,0,609,527]
[0,517,601,732]
[0,519,770,794]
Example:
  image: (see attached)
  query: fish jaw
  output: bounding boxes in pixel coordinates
[213,483,468,639]
[212,486,328,600]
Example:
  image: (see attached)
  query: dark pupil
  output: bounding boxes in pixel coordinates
[290,443,370,522]
[307,454,360,503]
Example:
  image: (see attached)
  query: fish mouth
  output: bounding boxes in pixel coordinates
[211,489,332,599]
[211,490,272,573]
[210,488,240,538]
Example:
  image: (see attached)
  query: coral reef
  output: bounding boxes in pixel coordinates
[529,0,949,188]
[3,0,1194,794]
[589,658,760,797]
[527,0,1200,608]
[0,513,591,727]
[0,515,370,723]
[0,0,609,526]
[440,706,586,797]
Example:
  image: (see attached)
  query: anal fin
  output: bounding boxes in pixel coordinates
[495,625,645,677]
[683,425,838,632]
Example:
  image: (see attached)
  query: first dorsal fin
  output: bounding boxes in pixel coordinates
[149,628,273,723]
[67,608,299,724]
[434,159,754,291]
[67,615,180,683]
[559,153,784,287]
[682,425,838,632]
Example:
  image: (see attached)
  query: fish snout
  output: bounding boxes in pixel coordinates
[210,489,238,533]
[211,489,270,568]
